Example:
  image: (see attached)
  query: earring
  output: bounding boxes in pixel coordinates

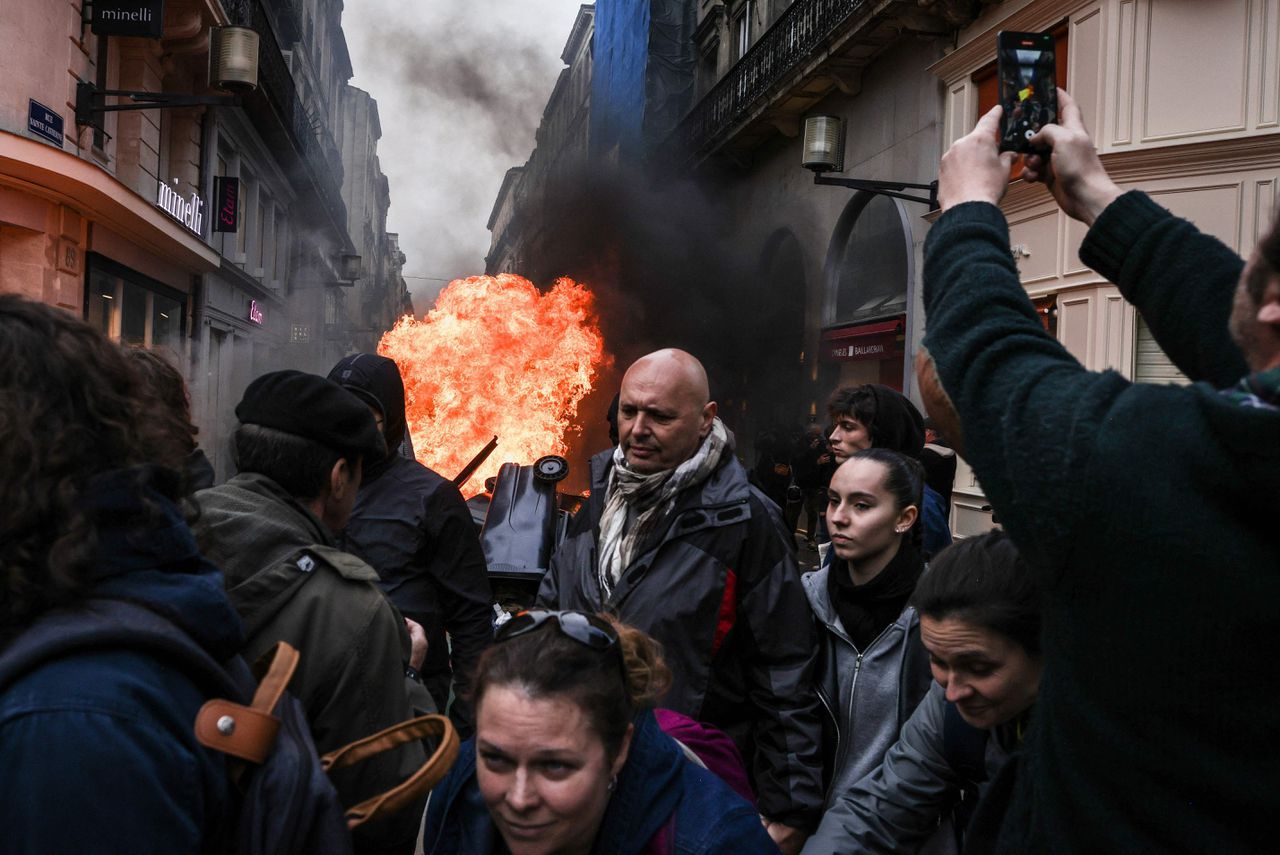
[607,775,617,794]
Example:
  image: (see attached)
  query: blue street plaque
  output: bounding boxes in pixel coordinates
[27,100,64,147]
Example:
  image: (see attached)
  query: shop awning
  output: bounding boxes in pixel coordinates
[821,317,905,362]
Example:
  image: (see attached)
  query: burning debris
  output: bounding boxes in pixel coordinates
[379,274,608,495]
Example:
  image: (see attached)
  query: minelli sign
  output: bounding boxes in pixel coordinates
[157,181,205,237]
[92,1,164,39]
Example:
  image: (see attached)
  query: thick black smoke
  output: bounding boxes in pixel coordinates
[521,161,814,478]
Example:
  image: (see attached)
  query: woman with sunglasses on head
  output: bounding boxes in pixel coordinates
[802,449,940,842]
[418,610,779,854]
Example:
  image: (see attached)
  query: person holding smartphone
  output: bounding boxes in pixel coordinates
[915,89,1279,852]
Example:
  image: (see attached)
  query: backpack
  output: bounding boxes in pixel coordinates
[0,598,458,854]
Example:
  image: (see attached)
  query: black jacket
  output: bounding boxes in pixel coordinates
[330,353,493,736]
[536,449,825,831]
[922,193,1280,852]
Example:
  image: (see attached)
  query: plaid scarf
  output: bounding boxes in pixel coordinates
[596,418,729,600]
[1219,366,1280,411]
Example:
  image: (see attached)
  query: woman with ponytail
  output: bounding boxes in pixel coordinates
[419,611,778,854]
[802,449,940,844]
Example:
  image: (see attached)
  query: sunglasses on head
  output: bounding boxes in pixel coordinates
[496,609,619,651]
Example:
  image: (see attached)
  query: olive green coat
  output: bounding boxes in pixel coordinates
[194,473,430,855]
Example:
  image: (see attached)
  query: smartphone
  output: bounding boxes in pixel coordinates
[996,31,1057,152]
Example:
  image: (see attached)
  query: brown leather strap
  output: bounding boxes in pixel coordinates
[193,641,299,765]
[250,641,300,714]
[195,698,281,763]
[320,714,460,829]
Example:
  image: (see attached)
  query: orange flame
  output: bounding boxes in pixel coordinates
[379,274,608,495]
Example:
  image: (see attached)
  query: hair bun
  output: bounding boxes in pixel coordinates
[602,614,673,708]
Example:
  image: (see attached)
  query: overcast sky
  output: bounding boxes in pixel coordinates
[342,0,587,311]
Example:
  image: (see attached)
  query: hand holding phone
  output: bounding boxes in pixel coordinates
[997,31,1058,153]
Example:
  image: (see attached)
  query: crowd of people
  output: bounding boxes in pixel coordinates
[1,85,1276,854]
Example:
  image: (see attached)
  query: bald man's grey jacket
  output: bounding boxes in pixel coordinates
[537,448,825,831]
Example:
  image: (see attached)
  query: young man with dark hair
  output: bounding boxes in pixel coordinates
[193,370,430,855]
[825,384,953,558]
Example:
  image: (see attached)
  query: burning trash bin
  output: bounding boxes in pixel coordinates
[474,455,577,610]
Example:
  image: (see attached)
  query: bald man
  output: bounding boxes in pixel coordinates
[538,349,824,851]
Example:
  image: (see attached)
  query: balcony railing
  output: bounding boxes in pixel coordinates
[243,0,348,229]
[675,0,870,161]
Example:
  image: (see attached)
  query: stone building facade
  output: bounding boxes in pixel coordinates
[485,4,595,282]
[0,0,410,481]
[491,0,1277,535]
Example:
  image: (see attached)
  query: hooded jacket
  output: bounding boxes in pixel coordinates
[329,353,493,734]
[0,468,239,854]
[536,448,824,831]
[419,710,778,854]
[801,564,932,806]
[921,192,1280,852]
[193,472,427,855]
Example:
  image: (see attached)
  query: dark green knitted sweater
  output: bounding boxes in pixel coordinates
[921,191,1280,853]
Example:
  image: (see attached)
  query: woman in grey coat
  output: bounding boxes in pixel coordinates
[802,532,1043,854]
[803,449,934,815]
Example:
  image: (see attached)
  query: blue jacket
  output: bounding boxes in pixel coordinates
[421,709,779,854]
[0,468,244,854]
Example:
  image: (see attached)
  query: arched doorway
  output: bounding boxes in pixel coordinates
[820,191,915,391]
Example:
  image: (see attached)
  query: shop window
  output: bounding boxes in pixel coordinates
[84,254,185,351]
[972,22,1069,179]
[828,193,911,326]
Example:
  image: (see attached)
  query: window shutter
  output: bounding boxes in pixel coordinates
[1134,315,1189,385]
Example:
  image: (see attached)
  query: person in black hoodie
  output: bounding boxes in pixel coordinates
[328,353,493,735]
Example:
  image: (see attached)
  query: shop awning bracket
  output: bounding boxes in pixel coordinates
[75,82,240,130]
[812,173,939,209]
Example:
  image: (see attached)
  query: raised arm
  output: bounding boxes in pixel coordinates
[920,102,1133,573]
[1022,89,1247,385]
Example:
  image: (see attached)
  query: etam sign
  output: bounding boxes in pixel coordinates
[157,181,205,237]
[92,1,164,39]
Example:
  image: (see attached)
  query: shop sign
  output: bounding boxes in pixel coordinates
[27,100,64,147]
[248,300,264,325]
[213,177,240,233]
[821,318,905,363]
[91,1,164,39]
[157,181,205,237]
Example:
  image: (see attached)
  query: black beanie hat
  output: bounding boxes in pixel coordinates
[235,370,385,462]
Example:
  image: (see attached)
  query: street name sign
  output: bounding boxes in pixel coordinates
[27,100,64,147]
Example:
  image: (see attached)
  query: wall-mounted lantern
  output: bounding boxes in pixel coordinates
[802,116,938,208]
[339,254,363,283]
[75,26,260,129]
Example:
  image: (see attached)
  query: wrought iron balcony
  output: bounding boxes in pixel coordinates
[239,0,348,232]
[677,0,872,161]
